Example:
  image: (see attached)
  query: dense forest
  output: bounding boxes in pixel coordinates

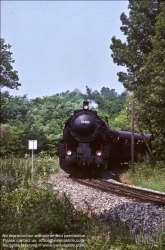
[1,87,128,156]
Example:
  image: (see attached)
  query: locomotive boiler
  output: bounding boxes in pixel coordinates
[58,101,150,177]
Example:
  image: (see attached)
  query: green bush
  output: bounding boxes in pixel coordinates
[1,186,93,235]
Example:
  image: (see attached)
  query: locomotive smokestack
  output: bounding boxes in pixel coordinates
[83,101,89,110]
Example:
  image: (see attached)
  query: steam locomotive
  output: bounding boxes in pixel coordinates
[58,101,149,177]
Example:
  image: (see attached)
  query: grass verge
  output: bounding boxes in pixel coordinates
[123,156,165,192]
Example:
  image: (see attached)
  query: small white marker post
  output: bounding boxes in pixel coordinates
[28,140,37,182]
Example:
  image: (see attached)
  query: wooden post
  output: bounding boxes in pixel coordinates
[131,100,135,172]
[134,113,156,165]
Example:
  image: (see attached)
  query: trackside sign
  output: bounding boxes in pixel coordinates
[28,140,37,150]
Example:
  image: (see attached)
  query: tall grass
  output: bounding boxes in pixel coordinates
[0,153,60,191]
[126,156,165,192]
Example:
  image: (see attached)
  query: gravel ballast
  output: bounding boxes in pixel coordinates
[49,171,165,234]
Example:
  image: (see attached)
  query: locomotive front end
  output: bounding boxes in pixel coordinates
[59,101,109,177]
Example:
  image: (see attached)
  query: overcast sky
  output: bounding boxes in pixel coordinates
[2,1,129,99]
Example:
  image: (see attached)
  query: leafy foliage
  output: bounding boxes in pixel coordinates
[135,2,165,160]
[1,87,127,157]
[0,38,21,89]
[2,186,92,235]
[110,0,165,160]
[110,0,161,91]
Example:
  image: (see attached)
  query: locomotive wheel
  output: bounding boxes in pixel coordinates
[70,167,86,179]
[91,166,102,178]
[70,166,96,179]
[59,158,70,174]
[108,159,121,169]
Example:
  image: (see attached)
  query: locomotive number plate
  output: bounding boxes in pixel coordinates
[81,121,90,124]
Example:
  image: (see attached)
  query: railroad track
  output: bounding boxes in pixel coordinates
[71,178,165,206]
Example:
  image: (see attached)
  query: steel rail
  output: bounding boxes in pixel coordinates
[72,178,165,206]
[94,179,165,204]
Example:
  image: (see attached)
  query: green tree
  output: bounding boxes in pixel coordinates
[135,2,165,160]
[1,93,30,124]
[110,0,165,160]
[100,87,117,99]
[0,38,21,89]
[110,0,161,91]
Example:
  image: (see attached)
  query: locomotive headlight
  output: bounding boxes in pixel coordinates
[84,105,88,110]
[83,101,89,110]
[67,150,72,156]
[96,150,102,157]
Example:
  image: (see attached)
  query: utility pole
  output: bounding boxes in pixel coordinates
[131,100,135,173]
[134,114,156,165]
[127,100,155,170]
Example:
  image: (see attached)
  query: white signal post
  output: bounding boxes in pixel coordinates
[28,140,37,182]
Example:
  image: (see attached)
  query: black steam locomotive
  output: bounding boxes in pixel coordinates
[58,101,149,177]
